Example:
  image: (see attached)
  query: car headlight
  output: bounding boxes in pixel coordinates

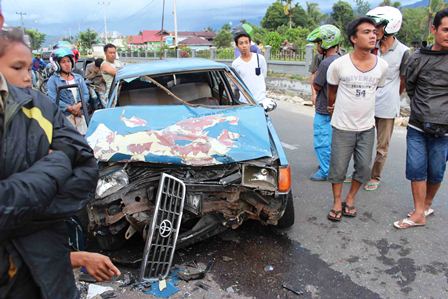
[95,169,129,198]
[242,165,277,191]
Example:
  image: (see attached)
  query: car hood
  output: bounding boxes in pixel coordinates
[86,105,273,166]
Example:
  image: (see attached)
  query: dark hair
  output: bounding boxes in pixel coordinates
[346,17,376,46]
[94,57,104,67]
[234,32,251,45]
[433,8,448,29]
[0,28,30,57]
[103,43,116,53]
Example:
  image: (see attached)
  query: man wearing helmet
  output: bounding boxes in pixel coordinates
[364,6,410,191]
[47,47,90,134]
[394,8,448,229]
[306,25,342,181]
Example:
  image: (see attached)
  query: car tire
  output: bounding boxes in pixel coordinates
[277,191,295,228]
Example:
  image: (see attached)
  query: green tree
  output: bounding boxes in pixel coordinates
[221,23,231,31]
[214,28,232,48]
[262,31,284,50]
[261,0,308,30]
[305,2,324,28]
[379,0,401,7]
[397,7,427,45]
[78,29,98,55]
[355,0,371,16]
[25,29,46,50]
[331,0,354,33]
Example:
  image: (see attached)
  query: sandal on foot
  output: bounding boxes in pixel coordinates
[393,218,425,229]
[407,208,434,218]
[364,180,380,191]
[327,209,342,222]
[342,202,357,217]
[407,208,434,217]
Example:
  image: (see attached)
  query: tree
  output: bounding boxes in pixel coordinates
[25,29,46,50]
[78,29,98,55]
[214,28,232,48]
[331,0,354,32]
[305,2,324,28]
[379,0,401,7]
[355,0,371,16]
[261,0,308,30]
[262,31,284,50]
[397,7,427,45]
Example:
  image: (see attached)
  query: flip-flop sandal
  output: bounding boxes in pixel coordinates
[393,218,425,229]
[364,181,380,191]
[407,208,434,218]
[327,209,342,222]
[342,202,357,217]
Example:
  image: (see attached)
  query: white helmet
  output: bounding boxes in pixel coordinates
[366,6,402,35]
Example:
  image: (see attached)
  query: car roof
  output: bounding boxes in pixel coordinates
[116,58,230,80]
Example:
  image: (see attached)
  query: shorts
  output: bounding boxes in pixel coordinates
[328,127,375,184]
[406,127,448,183]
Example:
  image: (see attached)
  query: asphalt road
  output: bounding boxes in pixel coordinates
[269,100,448,299]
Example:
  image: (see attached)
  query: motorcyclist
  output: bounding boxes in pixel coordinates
[47,47,91,134]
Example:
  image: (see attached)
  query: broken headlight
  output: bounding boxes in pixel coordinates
[241,165,277,191]
[95,168,129,198]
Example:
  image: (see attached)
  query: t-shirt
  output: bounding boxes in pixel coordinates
[309,53,323,74]
[313,55,339,115]
[232,53,268,103]
[102,60,123,96]
[66,78,78,102]
[327,54,388,131]
[375,39,410,118]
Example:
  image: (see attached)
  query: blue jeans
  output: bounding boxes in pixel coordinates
[313,113,332,176]
[406,127,448,183]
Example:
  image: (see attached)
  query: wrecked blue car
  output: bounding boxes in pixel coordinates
[85,58,294,251]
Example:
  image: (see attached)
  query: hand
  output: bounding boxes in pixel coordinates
[327,105,334,115]
[71,103,82,116]
[259,98,277,112]
[71,252,121,282]
[311,94,316,106]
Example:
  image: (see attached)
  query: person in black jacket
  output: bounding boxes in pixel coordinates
[394,8,448,229]
[0,28,99,299]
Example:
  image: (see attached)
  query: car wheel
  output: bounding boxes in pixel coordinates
[277,191,295,228]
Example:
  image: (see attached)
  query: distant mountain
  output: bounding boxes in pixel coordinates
[403,0,448,9]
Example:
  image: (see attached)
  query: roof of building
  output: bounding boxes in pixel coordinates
[178,37,212,46]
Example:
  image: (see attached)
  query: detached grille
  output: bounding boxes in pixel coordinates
[139,173,186,280]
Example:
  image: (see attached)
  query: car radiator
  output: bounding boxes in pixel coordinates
[139,173,186,280]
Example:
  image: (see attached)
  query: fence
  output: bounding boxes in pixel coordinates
[120,44,314,76]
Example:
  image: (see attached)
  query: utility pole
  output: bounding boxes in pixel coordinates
[159,0,166,58]
[98,1,110,43]
[16,11,27,34]
[173,0,178,48]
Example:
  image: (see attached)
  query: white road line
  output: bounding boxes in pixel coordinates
[281,142,299,150]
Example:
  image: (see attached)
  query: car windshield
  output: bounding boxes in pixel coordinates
[114,69,254,107]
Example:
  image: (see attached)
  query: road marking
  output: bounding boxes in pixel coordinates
[281,142,299,150]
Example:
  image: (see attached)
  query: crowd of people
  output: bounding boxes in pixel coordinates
[0,0,447,297]
[304,7,448,228]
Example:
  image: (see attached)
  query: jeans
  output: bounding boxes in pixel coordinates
[313,113,332,176]
[406,127,448,183]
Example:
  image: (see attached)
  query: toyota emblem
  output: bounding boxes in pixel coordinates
[159,219,173,238]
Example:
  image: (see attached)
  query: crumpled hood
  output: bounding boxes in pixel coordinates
[86,105,273,166]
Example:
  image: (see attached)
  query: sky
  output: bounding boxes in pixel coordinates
[4,0,419,37]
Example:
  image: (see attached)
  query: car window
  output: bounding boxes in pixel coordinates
[116,70,251,107]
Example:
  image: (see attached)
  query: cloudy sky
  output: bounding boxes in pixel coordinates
[4,0,418,36]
